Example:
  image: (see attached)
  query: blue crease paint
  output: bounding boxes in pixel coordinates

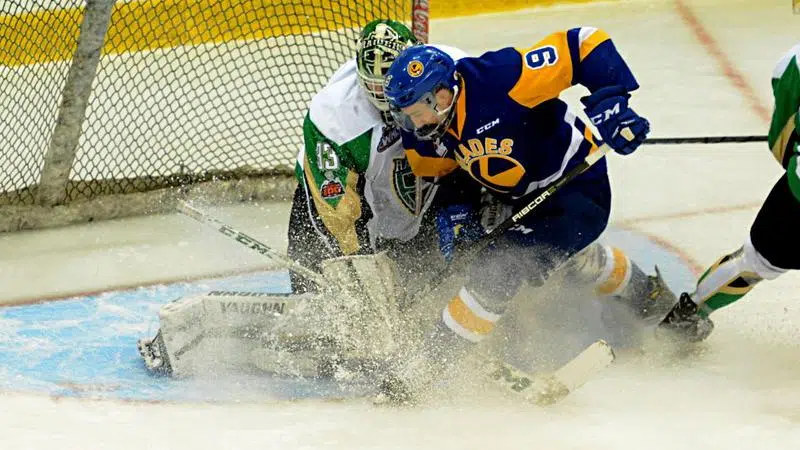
[0,227,695,402]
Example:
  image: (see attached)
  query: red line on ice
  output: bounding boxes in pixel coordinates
[674,0,771,124]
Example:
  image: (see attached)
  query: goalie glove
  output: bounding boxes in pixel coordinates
[478,192,513,233]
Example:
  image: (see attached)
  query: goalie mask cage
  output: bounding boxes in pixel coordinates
[0,0,429,232]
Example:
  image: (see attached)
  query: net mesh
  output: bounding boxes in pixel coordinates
[0,0,414,208]
[0,0,84,205]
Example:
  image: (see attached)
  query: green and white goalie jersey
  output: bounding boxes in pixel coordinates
[294,48,465,254]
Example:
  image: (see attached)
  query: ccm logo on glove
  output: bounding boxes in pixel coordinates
[588,102,621,125]
[581,85,650,155]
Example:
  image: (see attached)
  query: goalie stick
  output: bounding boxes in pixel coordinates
[175,202,613,406]
[176,200,327,286]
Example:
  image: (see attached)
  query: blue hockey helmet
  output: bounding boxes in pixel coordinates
[384,45,459,140]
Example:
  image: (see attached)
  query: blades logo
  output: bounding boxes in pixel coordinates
[407,60,424,77]
[320,179,344,199]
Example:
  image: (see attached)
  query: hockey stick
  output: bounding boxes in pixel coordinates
[487,339,615,405]
[176,201,327,286]
[644,135,767,145]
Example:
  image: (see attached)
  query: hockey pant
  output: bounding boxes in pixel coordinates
[438,172,659,344]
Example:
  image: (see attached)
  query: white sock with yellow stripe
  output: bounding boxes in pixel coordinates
[565,242,677,321]
[566,243,635,298]
[441,287,502,343]
[593,245,633,297]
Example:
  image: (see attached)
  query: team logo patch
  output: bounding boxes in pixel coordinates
[377,125,401,153]
[407,60,424,78]
[320,179,345,199]
[453,137,525,194]
[392,157,421,214]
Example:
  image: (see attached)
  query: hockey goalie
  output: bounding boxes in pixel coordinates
[137,19,464,380]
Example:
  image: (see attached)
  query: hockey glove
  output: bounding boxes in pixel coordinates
[436,204,484,264]
[478,193,513,234]
[581,85,650,155]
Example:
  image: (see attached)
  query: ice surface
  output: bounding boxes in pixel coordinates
[2,0,800,448]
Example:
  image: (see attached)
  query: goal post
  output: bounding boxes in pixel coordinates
[0,0,428,232]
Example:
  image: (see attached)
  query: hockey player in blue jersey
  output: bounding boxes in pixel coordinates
[379,27,714,403]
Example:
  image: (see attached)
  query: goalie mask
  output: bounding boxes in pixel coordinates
[356,19,418,113]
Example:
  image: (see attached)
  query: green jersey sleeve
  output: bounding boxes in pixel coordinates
[768,44,800,200]
[768,46,800,167]
[298,114,371,206]
[294,114,372,255]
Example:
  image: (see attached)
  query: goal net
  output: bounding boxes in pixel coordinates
[0,0,427,231]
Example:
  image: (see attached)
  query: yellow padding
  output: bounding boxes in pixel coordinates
[1,0,391,67]
[446,295,496,335]
[0,8,82,66]
[578,28,610,61]
[596,247,629,296]
[2,0,603,67]
[432,0,599,19]
[406,149,459,178]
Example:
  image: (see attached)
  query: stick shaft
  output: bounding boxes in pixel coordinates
[177,201,326,286]
[644,135,767,145]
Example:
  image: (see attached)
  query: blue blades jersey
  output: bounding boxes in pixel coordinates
[403,27,640,202]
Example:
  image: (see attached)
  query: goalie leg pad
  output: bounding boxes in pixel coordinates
[251,252,403,377]
[143,291,314,376]
[318,252,402,357]
[137,330,172,376]
[141,253,403,378]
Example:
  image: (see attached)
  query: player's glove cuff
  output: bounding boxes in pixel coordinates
[436,204,483,263]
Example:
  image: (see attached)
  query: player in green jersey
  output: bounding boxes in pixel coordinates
[660,43,800,341]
